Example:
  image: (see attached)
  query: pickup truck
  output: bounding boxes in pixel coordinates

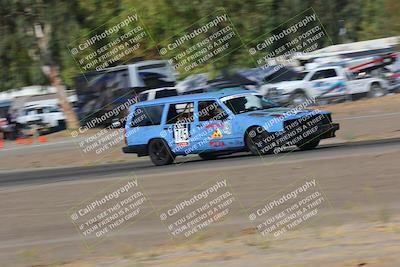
[259,66,389,105]
[16,104,66,131]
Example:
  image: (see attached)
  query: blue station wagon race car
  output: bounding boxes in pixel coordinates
[123,91,340,165]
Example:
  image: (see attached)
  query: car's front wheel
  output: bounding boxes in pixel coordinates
[245,127,271,155]
[148,139,175,166]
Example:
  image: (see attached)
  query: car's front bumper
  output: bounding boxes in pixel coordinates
[388,79,400,92]
[280,117,340,145]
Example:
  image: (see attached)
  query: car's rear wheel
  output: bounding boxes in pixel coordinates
[297,139,320,151]
[199,152,218,160]
[148,139,175,166]
[368,83,385,98]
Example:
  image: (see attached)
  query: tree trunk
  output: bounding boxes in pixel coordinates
[49,65,80,129]
[34,23,80,129]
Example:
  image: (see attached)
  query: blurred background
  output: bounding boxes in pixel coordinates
[1,0,399,90]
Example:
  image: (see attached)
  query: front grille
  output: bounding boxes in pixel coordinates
[284,114,331,131]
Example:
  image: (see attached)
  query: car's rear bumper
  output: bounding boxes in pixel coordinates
[122,144,148,156]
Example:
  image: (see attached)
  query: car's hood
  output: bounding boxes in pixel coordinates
[236,108,328,120]
[234,108,330,132]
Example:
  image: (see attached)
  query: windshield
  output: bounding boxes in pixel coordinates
[222,94,280,115]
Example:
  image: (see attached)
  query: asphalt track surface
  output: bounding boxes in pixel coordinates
[1,137,399,267]
[1,137,399,187]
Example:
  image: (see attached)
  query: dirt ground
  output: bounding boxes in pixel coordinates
[0,94,399,170]
[46,219,400,267]
[0,94,399,267]
[1,141,399,267]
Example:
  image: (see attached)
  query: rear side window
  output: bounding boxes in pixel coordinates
[310,69,338,80]
[198,101,228,121]
[155,89,178,99]
[131,105,164,127]
[166,102,194,124]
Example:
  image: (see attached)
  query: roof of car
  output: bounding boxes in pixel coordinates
[139,87,177,94]
[136,90,256,106]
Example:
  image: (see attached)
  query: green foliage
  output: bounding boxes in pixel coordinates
[0,0,399,91]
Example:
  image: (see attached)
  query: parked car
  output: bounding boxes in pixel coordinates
[16,104,66,131]
[123,91,339,165]
[259,66,389,105]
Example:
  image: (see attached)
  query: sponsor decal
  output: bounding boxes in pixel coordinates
[313,80,346,95]
[223,121,232,134]
[211,128,223,139]
[210,141,225,147]
[204,122,224,129]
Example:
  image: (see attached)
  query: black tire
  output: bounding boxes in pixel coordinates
[368,83,386,98]
[57,120,66,131]
[289,90,308,106]
[297,139,320,151]
[148,139,175,166]
[245,127,272,155]
[198,152,218,160]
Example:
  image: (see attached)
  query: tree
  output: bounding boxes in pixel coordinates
[33,2,80,129]
[1,0,399,96]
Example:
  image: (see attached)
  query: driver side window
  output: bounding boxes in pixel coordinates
[198,101,228,121]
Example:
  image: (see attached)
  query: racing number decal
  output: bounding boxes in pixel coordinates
[173,123,190,147]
